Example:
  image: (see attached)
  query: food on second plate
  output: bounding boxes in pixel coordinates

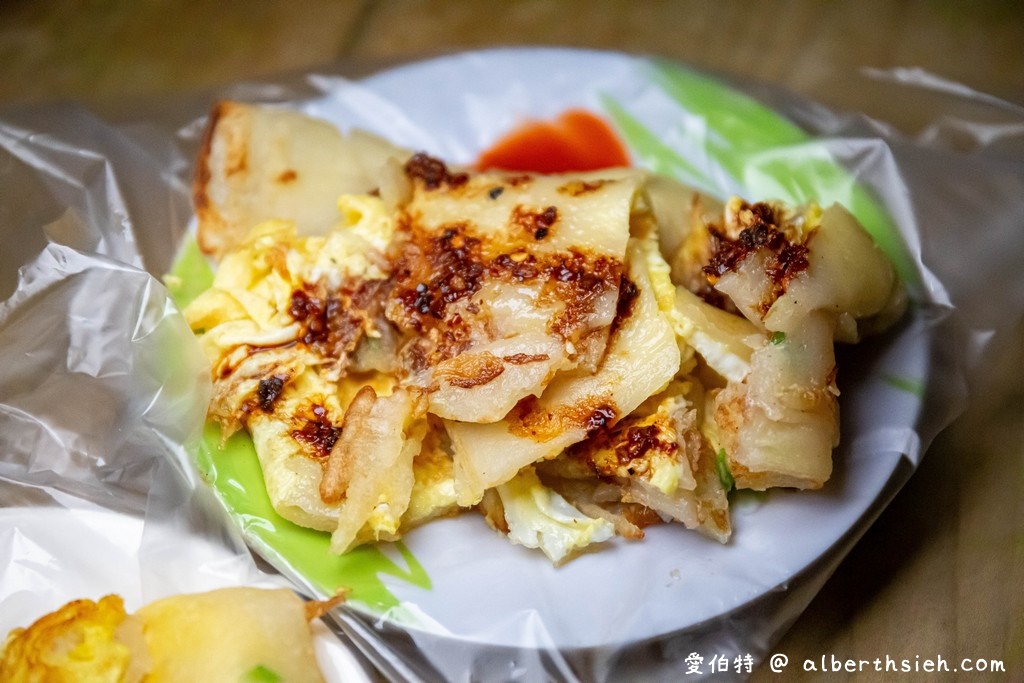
[0,587,333,683]
[183,101,905,563]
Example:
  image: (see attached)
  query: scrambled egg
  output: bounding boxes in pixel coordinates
[0,596,142,683]
[571,392,695,497]
[186,194,393,370]
[186,194,461,547]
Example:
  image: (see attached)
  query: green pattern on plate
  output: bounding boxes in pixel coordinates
[169,239,430,613]
[196,422,431,610]
[165,236,214,311]
[600,95,716,192]
[881,373,926,397]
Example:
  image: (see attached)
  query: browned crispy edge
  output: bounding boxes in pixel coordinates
[193,100,232,257]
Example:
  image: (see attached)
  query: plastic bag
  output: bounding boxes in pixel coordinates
[1,48,1021,682]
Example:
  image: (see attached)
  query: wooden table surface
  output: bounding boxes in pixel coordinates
[2,2,1021,681]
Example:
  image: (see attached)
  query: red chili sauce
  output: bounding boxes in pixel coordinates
[476,109,630,173]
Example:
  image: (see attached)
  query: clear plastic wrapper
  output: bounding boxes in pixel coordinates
[1,48,1021,682]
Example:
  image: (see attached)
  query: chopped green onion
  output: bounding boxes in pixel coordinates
[770,331,786,345]
[715,448,735,492]
[245,665,282,683]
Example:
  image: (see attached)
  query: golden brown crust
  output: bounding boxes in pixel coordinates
[506,394,618,443]
[193,100,250,258]
[434,352,506,389]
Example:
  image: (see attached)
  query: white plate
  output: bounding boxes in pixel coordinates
[200,48,930,658]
